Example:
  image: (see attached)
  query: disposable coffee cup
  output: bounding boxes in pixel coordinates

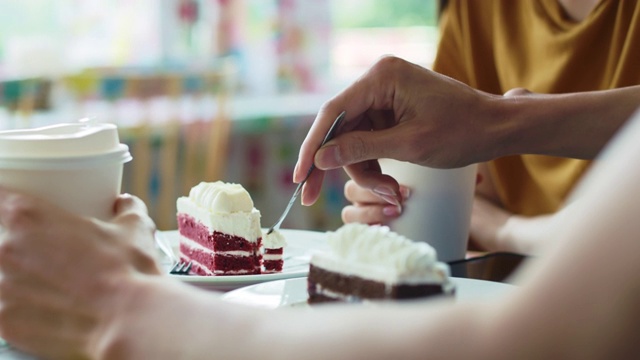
[0,122,132,220]
[380,159,477,262]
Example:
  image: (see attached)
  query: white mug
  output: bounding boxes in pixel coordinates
[380,159,477,262]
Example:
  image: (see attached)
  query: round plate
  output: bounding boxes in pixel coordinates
[222,277,516,309]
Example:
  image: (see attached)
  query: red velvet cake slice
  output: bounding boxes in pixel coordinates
[177,181,263,276]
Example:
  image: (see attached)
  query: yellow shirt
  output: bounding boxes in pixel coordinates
[433,0,640,216]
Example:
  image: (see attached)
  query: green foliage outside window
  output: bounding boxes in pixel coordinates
[332,0,439,28]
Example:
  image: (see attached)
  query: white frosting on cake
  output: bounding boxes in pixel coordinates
[188,181,254,212]
[177,181,262,241]
[263,229,287,249]
[312,223,453,287]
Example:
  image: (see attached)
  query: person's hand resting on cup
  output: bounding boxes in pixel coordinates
[0,187,160,358]
[294,56,500,209]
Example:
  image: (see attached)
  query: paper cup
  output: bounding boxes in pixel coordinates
[0,122,132,220]
[380,159,477,262]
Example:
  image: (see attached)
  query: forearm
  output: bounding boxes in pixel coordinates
[96,276,490,360]
[93,277,265,360]
[490,86,640,160]
[97,277,572,360]
[262,301,489,360]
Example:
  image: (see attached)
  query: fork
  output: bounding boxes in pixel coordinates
[154,233,192,275]
[170,261,192,275]
[266,111,346,235]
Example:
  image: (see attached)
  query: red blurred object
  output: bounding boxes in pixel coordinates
[178,0,199,24]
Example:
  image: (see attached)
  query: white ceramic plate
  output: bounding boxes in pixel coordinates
[157,229,329,291]
[221,277,516,309]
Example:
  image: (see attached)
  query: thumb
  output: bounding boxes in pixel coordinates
[314,128,408,170]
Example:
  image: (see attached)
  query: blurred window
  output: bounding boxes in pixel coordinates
[330,0,439,84]
[0,0,439,87]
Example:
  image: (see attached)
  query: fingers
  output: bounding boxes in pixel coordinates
[111,194,159,274]
[0,186,44,231]
[112,194,155,233]
[342,204,401,225]
[343,179,384,204]
[114,193,149,216]
[314,126,414,170]
[342,179,411,224]
[344,179,410,203]
[294,57,405,202]
[343,160,405,208]
[300,170,325,206]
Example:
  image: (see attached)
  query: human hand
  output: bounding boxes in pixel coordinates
[470,196,556,255]
[0,188,160,358]
[295,56,499,206]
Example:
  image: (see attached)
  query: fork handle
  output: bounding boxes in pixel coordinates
[267,181,305,235]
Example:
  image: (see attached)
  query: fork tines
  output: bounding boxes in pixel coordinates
[170,261,192,275]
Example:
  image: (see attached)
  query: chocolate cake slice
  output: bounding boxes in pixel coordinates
[308,223,455,303]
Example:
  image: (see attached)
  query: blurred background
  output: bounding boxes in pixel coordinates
[0,0,439,231]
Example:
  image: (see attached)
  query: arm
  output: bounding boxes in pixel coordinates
[102,113,640,359]
[294,56,640,206]
[494,87,639,160]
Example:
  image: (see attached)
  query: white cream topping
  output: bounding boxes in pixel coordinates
[328,223,436,272]
[177,181,262,240]
[313,223,453,286]
[263,229,287,249]
[188,181,254,213]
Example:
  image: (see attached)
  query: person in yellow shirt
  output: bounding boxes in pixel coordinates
[332,0,640,254]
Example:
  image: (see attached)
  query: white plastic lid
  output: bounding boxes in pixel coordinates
[0,122,132,170]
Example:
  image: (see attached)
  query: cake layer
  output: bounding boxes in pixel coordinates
[262,260,284,273]
[184,257,258,276]
[262,249,283,273]
[178,214,262,252]
[308,264,385,301]
[180,242,261,275]
[264,248,283,256]
[308,265,450,303]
